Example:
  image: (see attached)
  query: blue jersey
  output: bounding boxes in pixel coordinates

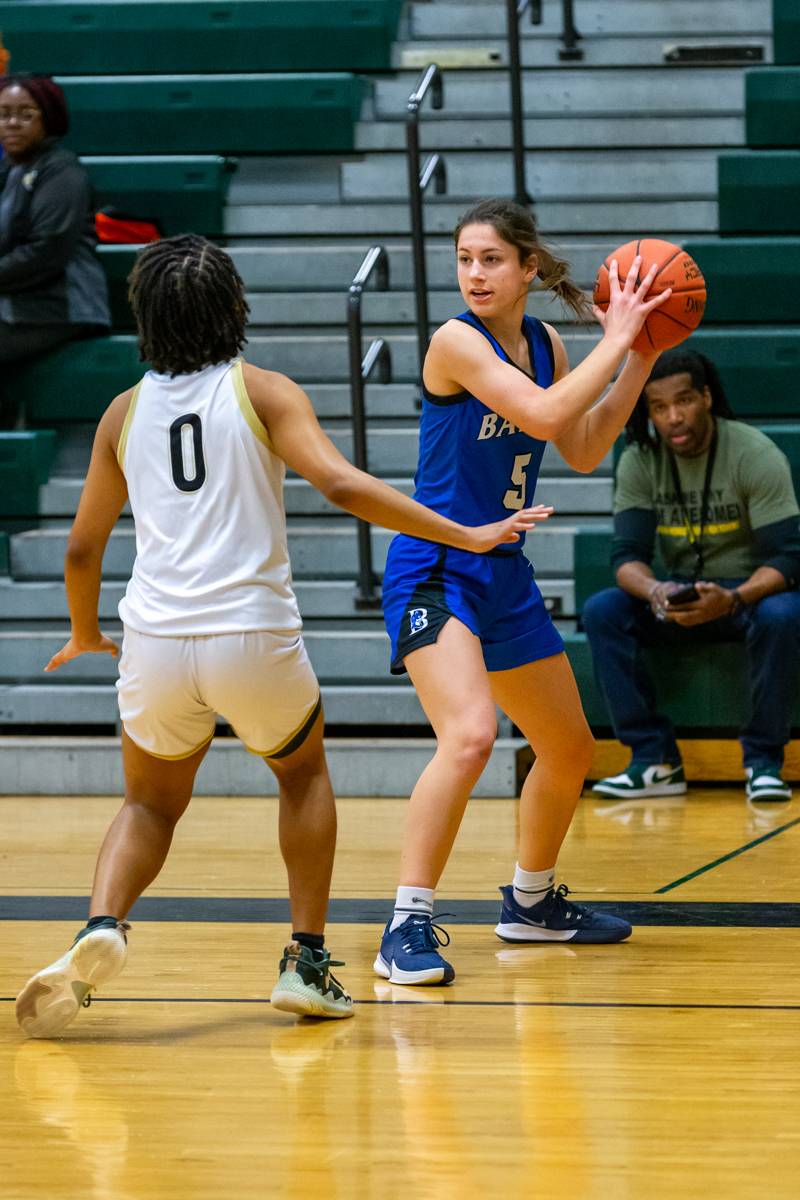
[382,313,562,675]
[411,310,554,552]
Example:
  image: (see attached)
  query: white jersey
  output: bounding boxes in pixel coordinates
[117,359,301,637]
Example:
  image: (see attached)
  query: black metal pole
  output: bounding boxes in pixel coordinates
[405,116,429,383]
[347,247,389,607]
[559,0,583,61]
[347,290,377,605]
[405,65,443,383]
[507,0,532,206]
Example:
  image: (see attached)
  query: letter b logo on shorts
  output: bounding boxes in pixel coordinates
[409,607,429,635]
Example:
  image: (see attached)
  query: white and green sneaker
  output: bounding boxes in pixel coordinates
[592,762,687,799]
[745,766,792,802]
[16,918,130,1038]
[270,942,354,1020]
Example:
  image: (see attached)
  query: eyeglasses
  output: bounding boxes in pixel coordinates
[0,107,42,124]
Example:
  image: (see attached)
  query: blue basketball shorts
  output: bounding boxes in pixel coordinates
[382,536,564,676]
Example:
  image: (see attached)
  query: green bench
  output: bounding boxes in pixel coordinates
[774,0,800,65]
[97,247,139,330]
[682,238,800,324]
[0,432,57,533]
[684,330,800,418]
[563,631,800,729]
[85,157,235,239]
[718,152,800,234]
[745,68,800,147]
[9,338,146,426]
[0,1,402,74]
[59,74,369,156]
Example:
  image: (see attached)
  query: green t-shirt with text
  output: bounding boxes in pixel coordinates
[614,419,799,579]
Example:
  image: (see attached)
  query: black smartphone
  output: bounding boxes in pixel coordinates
[666,583,700,606]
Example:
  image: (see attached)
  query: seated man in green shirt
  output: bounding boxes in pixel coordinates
[583,348,800,802]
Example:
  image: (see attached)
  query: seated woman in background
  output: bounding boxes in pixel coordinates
[0,74,110,415]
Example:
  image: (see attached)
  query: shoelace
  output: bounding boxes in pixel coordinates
[545,884,587,922]
[295,949,348,996]
[402,914,452,954]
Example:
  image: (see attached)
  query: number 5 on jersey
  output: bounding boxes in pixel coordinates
[503,453,532,510]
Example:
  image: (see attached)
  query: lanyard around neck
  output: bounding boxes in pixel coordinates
[666,425,718,581]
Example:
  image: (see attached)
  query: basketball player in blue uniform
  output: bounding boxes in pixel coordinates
[15,234,549,1037]
[376,199,671,984]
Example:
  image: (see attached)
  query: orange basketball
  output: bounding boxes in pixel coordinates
[592,238,706,355]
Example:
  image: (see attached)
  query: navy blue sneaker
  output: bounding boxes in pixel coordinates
[373,914,455,985]
[495,884,632,944]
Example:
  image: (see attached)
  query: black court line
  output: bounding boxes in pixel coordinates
[2,996,799,1011]
[656,816,800,894]
[2,896,800,926]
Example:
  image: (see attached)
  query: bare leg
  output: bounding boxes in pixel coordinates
[266,708,336,935]
[489,653,595,870]
[90,730,209,918]
[400,619,497,888]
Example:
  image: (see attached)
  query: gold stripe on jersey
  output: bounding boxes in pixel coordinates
[232,359,273,450]
[657,520,741,538]
[124,730,215,762]
[116,381,143,469]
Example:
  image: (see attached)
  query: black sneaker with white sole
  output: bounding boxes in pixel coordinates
[745,765,792,802]
[592,762,686,799]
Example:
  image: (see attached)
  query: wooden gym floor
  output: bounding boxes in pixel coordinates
[1,786,799,1199]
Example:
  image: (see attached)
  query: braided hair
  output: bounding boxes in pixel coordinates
[128,235,249,375]
[625,347,736,450]
[454,198,592,321]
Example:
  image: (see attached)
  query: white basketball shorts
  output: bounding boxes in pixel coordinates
[116,626,321,760]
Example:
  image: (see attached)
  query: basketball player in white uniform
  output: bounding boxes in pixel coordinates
[16,235,550,1034]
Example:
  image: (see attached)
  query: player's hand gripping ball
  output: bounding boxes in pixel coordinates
[593,238,706,355]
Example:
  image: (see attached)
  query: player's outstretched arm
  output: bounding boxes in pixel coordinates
[426,257,670,445]
[242,364,553,552]
[550,326,660,473]
[45,393,131,672]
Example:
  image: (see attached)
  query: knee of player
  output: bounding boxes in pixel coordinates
[442,720,497,773]
[576,727,596,774]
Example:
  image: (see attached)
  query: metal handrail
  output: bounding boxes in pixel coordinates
[406,64,446,381]
[347,246,392,608]
[506,0,538,207]
[559,0,583,62]
[506,0,583,207]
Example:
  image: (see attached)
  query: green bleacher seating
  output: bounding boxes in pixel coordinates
[745,68,800,147]
[97,247,138,330]
[86,157,235,238]
[0,432,57,532]
[773,0,800,67]
[685,330,800,418]
[58,75,369,156]
[563,631,800,729]
[0,1,403,74]
[683,238,800,323]
[718,152,800,235]
[8,338,145,426]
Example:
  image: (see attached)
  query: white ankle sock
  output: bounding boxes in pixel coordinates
[390,886,434,931]
[512,864,555,908]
